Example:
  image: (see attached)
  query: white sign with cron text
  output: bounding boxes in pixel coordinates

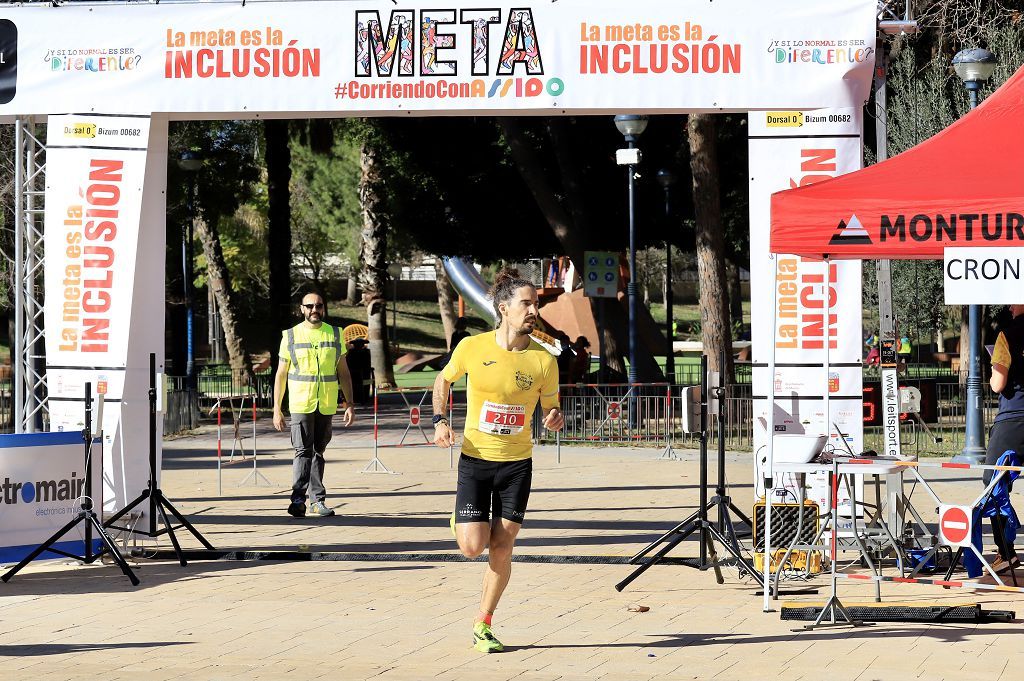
[944,247,1024,304]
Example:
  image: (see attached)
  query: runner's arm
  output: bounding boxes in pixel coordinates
[540,358,564,431]
[991,332,1010,393]
[432,372,454,448]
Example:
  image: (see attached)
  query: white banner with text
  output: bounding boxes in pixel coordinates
[0,0,875,117]
[43,113,160,512]
[748,108,864,512]
[0,432,102,564]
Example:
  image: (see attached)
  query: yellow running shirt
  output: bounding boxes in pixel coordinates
[442,331,560,462]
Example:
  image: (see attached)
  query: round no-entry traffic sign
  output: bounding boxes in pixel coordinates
[409,406,421,426]
[607,401,621,419]
[938,504,971,547]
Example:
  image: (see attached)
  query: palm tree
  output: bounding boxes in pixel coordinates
[358,142,396,388]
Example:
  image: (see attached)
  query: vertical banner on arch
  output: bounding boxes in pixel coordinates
[748,108,864,515]
[43,113,160,513]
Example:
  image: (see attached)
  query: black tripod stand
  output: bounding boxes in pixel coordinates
[616,352,761,591]
[2,383,140,585]
[104,353,214,565]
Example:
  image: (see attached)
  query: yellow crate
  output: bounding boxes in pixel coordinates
[753,549,822,574]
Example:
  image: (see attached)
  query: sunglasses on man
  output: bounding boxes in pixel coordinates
[302,303,324,310]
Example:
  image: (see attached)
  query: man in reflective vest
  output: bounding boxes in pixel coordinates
[273,291,355,517]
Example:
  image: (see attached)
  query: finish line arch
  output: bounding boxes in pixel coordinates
[2,0,876,523]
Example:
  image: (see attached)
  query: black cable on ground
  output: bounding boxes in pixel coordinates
[145,549,723,567]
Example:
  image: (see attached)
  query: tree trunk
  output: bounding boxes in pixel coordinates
[345,267,360,305]
[193,214,255,386]
[688,114,733,381]
[434,258,458,349]
[264,119,292,338]
[358,142,396,389]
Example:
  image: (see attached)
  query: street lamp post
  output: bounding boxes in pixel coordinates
[614,114,648,384]
[178,150,203,389]
[951,48,997,464]
[387,262,402,346]
[657,168,677,385]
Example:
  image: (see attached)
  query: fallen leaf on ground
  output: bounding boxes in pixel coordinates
[627,604,650,612]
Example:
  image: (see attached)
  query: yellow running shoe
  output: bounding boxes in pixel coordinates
[473,622,503,653]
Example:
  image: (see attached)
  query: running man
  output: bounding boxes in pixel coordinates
[432,268,564,653]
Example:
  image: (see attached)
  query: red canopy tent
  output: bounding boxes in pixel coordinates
[770,64,1024,259]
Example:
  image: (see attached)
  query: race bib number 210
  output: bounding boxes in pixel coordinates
[479,401,526,435]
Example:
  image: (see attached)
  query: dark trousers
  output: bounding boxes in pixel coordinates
[983,417,1024,560]
[290,411,334,504]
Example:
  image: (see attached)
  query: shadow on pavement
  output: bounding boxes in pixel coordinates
[0,641,189,656]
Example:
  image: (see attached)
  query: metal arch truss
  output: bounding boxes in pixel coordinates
[877,0,918,36]
[12,116,48,433]
[5,7,915,435]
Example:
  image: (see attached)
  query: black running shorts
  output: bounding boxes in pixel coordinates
[455,454,533,525]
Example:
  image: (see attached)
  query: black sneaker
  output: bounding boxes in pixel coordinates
[287,501,306,517]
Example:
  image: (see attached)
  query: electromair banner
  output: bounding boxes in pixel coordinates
[748,108,864,515]
[0,432,102,564]
[43,113,157,513]
[0,0,875,117]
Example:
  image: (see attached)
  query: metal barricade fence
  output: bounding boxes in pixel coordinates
[537,382,671,445]
[211,396,272,494]
[534,383,676,460]
[164,380,199,435]
[863,380,999,458]
[535,381,756,455]
[196,366,273,411]
[537,378,997,458]
[365,386,454,474]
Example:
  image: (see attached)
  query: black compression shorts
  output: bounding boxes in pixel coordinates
[455,454,533,525]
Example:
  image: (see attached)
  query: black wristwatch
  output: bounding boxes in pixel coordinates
[432,414,449,426]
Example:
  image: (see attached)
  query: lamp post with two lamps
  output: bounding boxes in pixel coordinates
[613,114,648,384]
[951,47,997,464]
[177,150,204,389]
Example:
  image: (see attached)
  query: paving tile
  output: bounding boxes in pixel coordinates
[1,431,1019,679]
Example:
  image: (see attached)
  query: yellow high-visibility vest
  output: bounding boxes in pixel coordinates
[279,322,345,415]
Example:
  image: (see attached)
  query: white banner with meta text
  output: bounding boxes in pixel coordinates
[0,0,875,117]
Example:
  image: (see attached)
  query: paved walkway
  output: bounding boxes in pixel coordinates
[1,419,1022,680]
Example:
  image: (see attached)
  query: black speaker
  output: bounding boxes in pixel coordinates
[753,501,820,547]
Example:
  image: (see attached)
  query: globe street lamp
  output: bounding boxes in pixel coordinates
[614,114,648,384]
[178,150,203,389]
[951,47,997,464]
[656,168,677,385]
